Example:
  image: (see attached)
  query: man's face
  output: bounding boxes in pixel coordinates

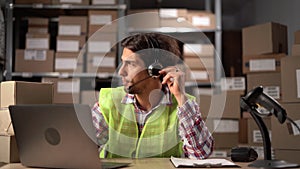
[118,48,148,93]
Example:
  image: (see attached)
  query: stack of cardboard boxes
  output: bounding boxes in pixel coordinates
[272,31,300,164]
[196,77,245,158]
[0,81,53,163]
[15,17,54,73]
[127,8,216,31]
[42,15,88,104]
[241,22,288,159]
[183,43,215,83]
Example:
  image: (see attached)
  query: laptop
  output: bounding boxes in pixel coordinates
[9,104,130,169]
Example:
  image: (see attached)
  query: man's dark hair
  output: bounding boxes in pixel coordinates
[121,33,182,67]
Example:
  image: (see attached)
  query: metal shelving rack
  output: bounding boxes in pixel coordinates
[127,0,222,89]
[4,0,126,80]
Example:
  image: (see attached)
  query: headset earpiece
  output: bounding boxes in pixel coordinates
[147,36,163,77]
[148,60,163,77]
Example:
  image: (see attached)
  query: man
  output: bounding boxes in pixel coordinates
[91,33,214,159]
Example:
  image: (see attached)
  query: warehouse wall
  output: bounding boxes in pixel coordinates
[252,0,300,55]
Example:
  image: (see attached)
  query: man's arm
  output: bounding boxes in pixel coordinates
[177,99,214,159]
[91,102,109,151]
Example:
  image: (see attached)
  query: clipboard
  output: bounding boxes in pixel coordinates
[170,156,240,168]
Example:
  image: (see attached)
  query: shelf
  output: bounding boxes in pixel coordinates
[128,27,221,33]
[10,3,126,10]
[10,72,115,79]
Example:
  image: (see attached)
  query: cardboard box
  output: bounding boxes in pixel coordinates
[127,9,160,30]
[242,22,287,56]
[42,78,80,104]
[15,49,54,73]
[14,0,51,4]
[56,35,86,52]
[281,56,300,103]
[210,148,231,158]
[183,44,214,57]
[187,10,216,30]
[294,30,300,44]
[292,44,300,56]
[159,8,187,19]
[58,16,87,36]
[185,57,214,69]
[87,32,117,53]
[87,52,116,73]
[199,91,242,119]
[186,68,214,83]
[27,17,49,27]
[246,116,271,146]
[205,118,239,148]
[220,77,246,93]
[55,52,83,73]
[0,108,14,135]
[80,90,99,107]
[27,27,48,34]
[26,33,50,50]
[159,18,193,28]
[88,10,118,34]
[275,149,300,164]
[213,133,239,149]
[0,81,53,108]
[91,0,116,5]
[272,103,300,150]
[246,73,281,100]
[52,0,89,5]
[0,135,20,163]
[243,53,286,74]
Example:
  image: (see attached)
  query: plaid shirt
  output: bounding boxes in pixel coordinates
[91,86,214,159]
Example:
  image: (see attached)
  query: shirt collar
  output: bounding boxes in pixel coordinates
[121,85,173,105]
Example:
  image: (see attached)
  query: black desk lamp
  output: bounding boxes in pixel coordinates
[240,86,300,168]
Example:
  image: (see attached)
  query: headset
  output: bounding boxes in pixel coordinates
[146,36,163,77]
[126,35,164,93]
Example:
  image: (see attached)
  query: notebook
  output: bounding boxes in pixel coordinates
[9,104,130,169]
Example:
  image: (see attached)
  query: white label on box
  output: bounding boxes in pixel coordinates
[26,38,48,49]
[60,0,82,3]
[59,25,81,36]
[291,120,300,136]
[24,50,47,61]
[213,119,239,133]
[183,44,203,55]
[190,70,208,80]
[55,58,77,70]
[297,69,300,98]
[159,9,178,18]
[249,59,276,71]
[253,130,272,143]
[192,16,210,26]
[264,86,280,99]
[88,41,111,53]
[221,77,245,91]
[92,0,115,4]
[90,15,112,25]
[57,80,80,93]
[57,40,79,52]
[93,56,115,67]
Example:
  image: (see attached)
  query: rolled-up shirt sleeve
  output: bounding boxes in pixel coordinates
[177,99,214,159]
[91,102,109,151]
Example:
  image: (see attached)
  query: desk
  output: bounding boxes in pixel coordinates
[0,158,253,169]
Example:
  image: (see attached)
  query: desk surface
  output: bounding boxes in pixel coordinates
[0,158,253,169]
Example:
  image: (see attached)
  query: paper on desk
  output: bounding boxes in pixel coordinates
[170,156,239,168]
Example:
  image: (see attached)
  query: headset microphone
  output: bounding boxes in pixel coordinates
[127,76,153,92]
